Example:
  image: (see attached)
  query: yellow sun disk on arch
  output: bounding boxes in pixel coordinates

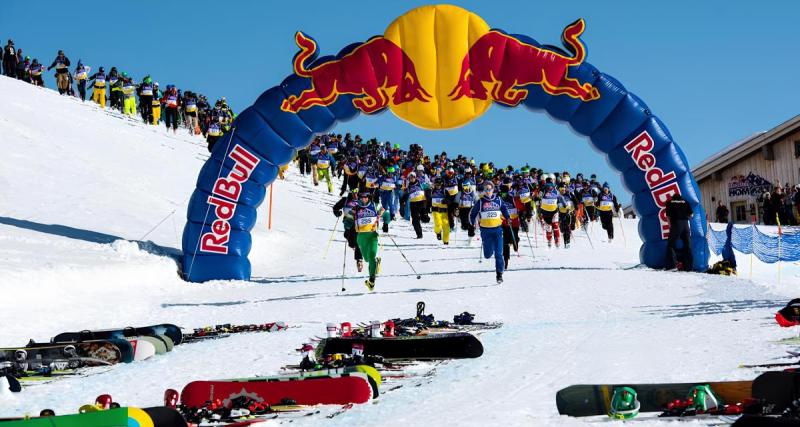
[383,4,492,130]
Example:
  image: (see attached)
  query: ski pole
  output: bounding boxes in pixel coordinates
[387,233,421,279]
[322,216,341,259]
[525,229,535,260]
[340,240,347,292]
[509,225,521,258]
[617,207,627,248]
[583,222,595,250]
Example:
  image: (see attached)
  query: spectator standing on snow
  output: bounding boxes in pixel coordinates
[665,193,693,271]
[715,201,729,223]
[46,50,71,95]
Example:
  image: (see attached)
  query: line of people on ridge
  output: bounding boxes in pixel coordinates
[2,40,235,150]
[316,134,623,290]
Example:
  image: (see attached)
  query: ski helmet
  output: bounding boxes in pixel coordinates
[608,387,640,420]
[143,76,152,84]
[121,71,128,78]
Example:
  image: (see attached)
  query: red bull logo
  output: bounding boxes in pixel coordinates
[280,32,431,114]
[449,19,599,106]
[624,130,681,239]
[200,145,260,254]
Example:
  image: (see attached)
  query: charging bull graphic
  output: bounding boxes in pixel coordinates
[449,19,599,105]
[280,32,431,114]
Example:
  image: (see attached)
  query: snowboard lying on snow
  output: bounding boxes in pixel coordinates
[180,372,374,409]
[556,371,800,417]
[315,332,483,360]
[51,323,183,346]
[0,406,185,426]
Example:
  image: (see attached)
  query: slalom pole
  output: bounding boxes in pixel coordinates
[387,233,422,279]
[268,184,273,230]
[322,216,341,259]
[340,240,348,292]
[617,207,627,248]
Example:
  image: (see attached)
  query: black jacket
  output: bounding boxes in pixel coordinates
[47,55,71,73]
[666,194,693,221]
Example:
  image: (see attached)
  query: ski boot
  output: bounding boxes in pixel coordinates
[376,257,382,275]
[382,223,389,233]
[365,277,375,292]
[436,233,442,241]
[357,259,364,272]
[496,272,503,284]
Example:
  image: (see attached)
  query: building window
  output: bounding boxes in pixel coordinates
[796,141,800,158]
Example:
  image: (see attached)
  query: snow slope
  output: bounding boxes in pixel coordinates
[1,75,799,426]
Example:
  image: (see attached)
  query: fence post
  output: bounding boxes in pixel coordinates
[777,214,782,286]
[750,217,755,280]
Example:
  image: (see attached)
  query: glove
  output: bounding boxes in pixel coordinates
[333,209,342,217]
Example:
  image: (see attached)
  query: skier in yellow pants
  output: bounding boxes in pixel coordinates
[315,145,336,193]
[121,77,137,117]
[151,82,162,125]
[87,67,107,108]
[431,177,453,245]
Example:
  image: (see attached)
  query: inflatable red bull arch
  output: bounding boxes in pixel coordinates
[182,4,709,282]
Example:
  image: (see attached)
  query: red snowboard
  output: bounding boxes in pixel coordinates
[180,373,373,408]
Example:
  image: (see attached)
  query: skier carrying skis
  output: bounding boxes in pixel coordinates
[597,183,620,242]
[332,189,365,272]
[353,192,390,291]
[470,181,511,283]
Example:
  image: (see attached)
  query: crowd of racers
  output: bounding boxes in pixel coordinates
[308,133,623,289]
[2,40,234,150]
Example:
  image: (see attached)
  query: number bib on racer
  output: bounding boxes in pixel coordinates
[479,199,503,228]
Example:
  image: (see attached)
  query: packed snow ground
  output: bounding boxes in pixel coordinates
[1,76,799,426]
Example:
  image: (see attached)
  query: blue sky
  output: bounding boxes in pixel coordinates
[3,1,798,200]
